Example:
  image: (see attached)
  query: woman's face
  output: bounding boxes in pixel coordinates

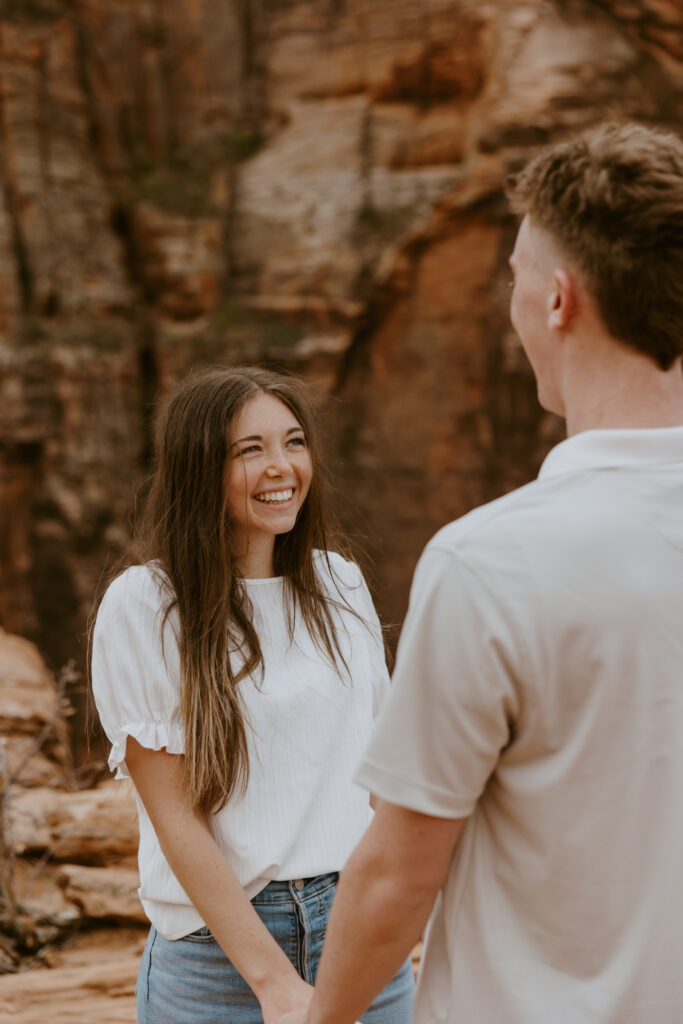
[224,392,313,563]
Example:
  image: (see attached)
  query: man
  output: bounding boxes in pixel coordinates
[281,121,683,1024]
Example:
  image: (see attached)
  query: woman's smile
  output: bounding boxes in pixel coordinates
[225,392,313,576]
[253,487,295,504]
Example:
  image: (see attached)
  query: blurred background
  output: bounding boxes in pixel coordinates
[1,0,683,1011]
[1,0,683,769]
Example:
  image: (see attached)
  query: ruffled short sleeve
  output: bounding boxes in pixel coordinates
[91,565,185,779]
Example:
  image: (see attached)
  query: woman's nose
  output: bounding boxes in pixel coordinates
[266,449,292,475]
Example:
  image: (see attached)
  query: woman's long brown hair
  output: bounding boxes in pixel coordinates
[126,366,356,813]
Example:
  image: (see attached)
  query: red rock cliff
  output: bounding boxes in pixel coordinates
[0,1,682,728]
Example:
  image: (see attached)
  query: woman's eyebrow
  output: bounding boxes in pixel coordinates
[233,433,262,445]
[232,427,303,446]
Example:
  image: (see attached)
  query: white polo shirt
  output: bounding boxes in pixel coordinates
[356,427,683,1024]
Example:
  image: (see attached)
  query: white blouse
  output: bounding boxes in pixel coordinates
[92,551,389,939]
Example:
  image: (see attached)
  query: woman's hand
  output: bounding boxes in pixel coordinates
[125,739,314,1011]
[260,974,313,1024]
[274,1012,308,1024]
[275,1008,363,1024]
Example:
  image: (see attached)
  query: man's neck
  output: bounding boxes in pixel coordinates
[560,339,683,437]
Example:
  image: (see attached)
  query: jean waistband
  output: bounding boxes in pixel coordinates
[251,871,338,905]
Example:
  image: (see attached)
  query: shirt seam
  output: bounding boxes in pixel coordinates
[430,546,535,723]
[357,757,476,817]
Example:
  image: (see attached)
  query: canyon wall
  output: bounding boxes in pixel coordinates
[0,0,682,742]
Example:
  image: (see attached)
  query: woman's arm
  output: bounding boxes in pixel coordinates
[125,737,313,1024]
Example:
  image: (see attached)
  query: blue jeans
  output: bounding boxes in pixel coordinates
[137,872,414,1023]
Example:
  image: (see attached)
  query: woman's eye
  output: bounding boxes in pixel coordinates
[237,444,261,456]
[287,436,307,448]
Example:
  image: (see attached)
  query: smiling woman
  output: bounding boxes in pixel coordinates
[225,392,314,579]
[89,366,414,1024]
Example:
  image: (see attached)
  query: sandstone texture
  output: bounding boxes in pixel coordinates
[0,928,145,1024]
[1,0,682,676]
[1,0,683,997]
[1,11,683,1017]
[0,632,145,1017]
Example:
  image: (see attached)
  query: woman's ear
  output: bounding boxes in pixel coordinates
[547,268,575,331]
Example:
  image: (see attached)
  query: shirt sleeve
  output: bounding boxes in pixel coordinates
[355,545,524,818]
[91,566,185,779]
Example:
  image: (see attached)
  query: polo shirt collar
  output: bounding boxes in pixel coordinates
[538,426,683,480]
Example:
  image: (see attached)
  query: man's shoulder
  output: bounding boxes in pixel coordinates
[421,469,604,587]
[423,461,637,593]
[428,478,545,558]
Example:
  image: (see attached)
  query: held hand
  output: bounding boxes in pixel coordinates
[274,1011,308,1024]
[275,1011,363,1024]
[260,974,313,1024]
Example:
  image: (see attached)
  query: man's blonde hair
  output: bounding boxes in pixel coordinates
[507,122,683,370]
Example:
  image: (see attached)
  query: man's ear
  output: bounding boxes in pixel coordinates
[547,268,575,330]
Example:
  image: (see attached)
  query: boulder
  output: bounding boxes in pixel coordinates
[0,953,139,1023]
[57,863,145,924]
[0,632,71,787]
[9,780,138,863]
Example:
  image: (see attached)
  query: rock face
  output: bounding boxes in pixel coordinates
[0,631,144,999]
[0,932,144,1024]
[0,631,72,788]
[0,0,682,711]
[10,781,138,863]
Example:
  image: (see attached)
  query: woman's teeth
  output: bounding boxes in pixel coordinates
[254,489,293,503]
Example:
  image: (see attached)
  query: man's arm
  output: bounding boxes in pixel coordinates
[280,797,465,1024]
